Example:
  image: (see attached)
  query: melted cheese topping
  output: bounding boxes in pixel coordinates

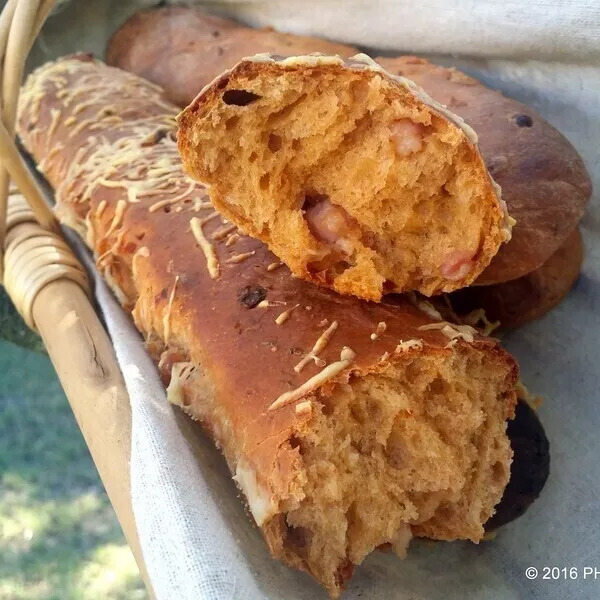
[268,346,356,411]
[190,217,220,279]
[294,320,339,373]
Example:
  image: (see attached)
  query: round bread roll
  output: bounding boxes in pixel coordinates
[377,56,591,285]
[106,6,359,107]
[178,53,511,301]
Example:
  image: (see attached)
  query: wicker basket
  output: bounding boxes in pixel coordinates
[0,1,153,595]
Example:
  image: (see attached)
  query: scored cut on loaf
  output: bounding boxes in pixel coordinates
[18,55,518,598]
[178,53,512,302]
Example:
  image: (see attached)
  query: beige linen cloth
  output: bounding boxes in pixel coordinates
[32,1,600,598]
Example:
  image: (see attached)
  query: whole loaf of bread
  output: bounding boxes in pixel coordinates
[18,55,517,597]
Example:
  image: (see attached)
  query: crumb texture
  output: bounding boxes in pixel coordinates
[179,56,507,300]
[265,348,514,595]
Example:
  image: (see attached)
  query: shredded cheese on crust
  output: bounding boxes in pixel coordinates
[268,346,356,412]
[371,321,387,340]
[163,275,179,344]
[212,223,238,240]
[294,320,339,373]
[275,304,299,325]
[295,401,313,416]
[190,217,220,279]
[225,251,255,264]
[395,339,424,353]
[225,232,240,247]
[418,321,477,343]
[104,199,127,238]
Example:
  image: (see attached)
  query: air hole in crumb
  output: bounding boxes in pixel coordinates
[268,133,282,152]
[259,173,270,189]
[428,376,450,396]
[225,116,239,130]
[438,225,449,234]
[222,89,261,106]
[163,206,171,213]
[285,524,311,549]
[405,361,422,384]
[349,78,369,102]
[291,139,300,151]
[320,397,336,416]
[289,434,303,452]
[492,461,507,483]
[249,152,258,163]
[385,428,407,469]
[306,259,351,279]
[382,280,396,294]
[350,401,367,424]
[301,193,328,211]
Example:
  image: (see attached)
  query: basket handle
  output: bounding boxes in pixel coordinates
[0,0,58,281]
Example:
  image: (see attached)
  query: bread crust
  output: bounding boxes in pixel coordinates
[18,55,518,597]
[106,5,358,107]
[178,53,511,301]
[377,56,591,285]
[447,227,583,329]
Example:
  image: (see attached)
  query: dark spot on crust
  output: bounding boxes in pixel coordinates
[222,89,261,106]
[289,347,304,355]
[157,288,168,301]
[212,30,220,37]
[217,47,224,56]
[238,284,267,308]
[514,114,533,127]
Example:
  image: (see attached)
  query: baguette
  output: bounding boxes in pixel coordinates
[18,55,518,597]
[178,53,511,301]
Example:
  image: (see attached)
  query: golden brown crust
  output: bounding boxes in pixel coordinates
[18,56,518,597]
[447,227,583,329]
[178,54,510,300]
[377,56,591,285]
[106,5,358,107]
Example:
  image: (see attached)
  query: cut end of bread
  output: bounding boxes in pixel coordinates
[169,341,516,597]
[179,53,510,301]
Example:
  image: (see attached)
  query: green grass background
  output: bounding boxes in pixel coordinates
[0,321,147,599]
